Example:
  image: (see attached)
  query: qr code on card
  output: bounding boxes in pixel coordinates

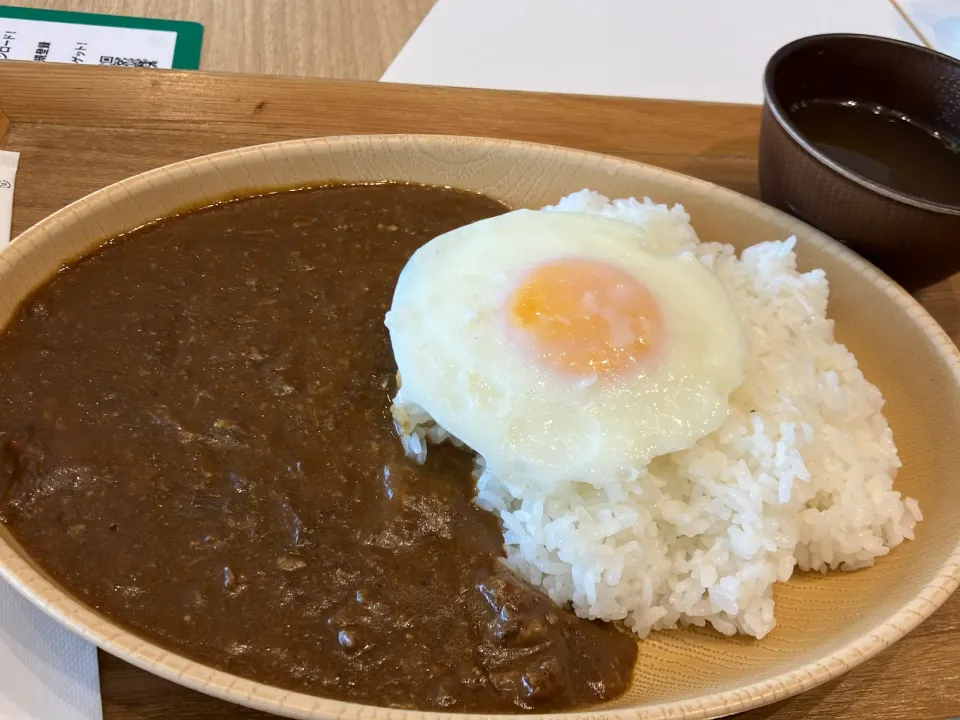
[99,55,159,68]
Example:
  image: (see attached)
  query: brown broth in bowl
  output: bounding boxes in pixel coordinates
[0,183,637,712]
[787,98,960,206]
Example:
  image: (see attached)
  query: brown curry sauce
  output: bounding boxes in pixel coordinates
[0,183,637,712]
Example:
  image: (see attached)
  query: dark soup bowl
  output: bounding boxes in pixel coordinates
[759,33,960,291]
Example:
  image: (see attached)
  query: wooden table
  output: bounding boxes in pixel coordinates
[0,61,958,720]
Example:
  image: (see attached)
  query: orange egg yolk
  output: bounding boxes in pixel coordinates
[507,258,663,378]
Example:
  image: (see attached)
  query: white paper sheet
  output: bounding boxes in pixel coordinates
[382,0,924,104]
[0,579,102,720]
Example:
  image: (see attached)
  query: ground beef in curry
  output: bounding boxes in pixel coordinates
[0,183,637,712]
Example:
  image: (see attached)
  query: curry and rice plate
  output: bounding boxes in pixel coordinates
[0,182,918,712]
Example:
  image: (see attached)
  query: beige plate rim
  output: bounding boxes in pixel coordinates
[0,134,959,720]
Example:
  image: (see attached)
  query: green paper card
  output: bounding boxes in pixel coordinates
[0,6,203,70]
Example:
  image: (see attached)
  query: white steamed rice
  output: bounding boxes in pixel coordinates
[394,190,921,639]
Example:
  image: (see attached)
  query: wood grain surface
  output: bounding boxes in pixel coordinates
[0,61,957,720]
[9,0,437,79]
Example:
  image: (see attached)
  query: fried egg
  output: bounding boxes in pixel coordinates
[385,209,747,489]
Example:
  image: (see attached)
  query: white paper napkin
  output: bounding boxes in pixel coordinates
[382,0,924,104]
[0,578,102,720]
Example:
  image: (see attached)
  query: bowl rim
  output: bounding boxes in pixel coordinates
[0,133,959,720]
[762,32,960,216]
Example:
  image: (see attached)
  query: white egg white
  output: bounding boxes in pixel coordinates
[385,209,748,490]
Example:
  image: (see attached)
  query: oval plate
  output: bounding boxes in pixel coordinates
[0,135,958,720]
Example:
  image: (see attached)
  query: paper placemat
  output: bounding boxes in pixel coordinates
[382,0,924,104]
